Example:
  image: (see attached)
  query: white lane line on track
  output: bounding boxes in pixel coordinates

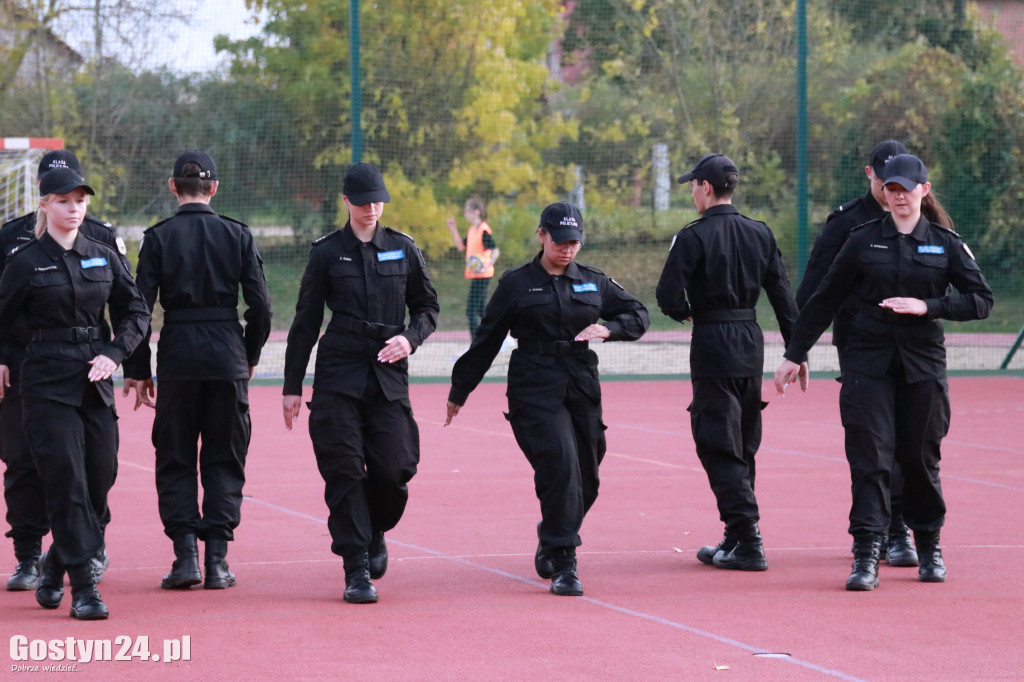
[240,495,868,682]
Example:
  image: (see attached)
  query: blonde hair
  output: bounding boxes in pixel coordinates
[35,192,91,239]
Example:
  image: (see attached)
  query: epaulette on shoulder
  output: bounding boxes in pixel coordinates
[1,214,32,233]
[81,233,115,249]
[498,262,530,282]
[83,215,114,232]
[217,213,248,228]
[931,222,959,238]
[681,216,702,230]
[383,225,415,242]
[311,230,341,247]
[826,196,862,223]
[736,212,769,229]
[144,216,174,233]
[576,262,606,276]
[8,240,38,258]
[849,217,882,233]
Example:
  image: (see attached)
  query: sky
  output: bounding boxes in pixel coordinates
[156,0,267,73]
[59,0,267,75]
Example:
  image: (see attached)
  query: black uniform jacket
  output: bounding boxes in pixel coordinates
[0,231,150,406]
[449,253,649,406]
[655,204,799,378]
[123,203,272,382]
[283,222,439,402]
[796,192,886,347]
[784,215,993,382]
[0,212,129,370]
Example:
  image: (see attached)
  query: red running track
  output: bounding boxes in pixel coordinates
[2,376,1022,680]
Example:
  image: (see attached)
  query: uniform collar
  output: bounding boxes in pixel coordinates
[861,190,887,218]
[701,204,739,218]
[176,202,216,215]
[530,252,582,280]
[37,230,80,259]
[881,214,931,241]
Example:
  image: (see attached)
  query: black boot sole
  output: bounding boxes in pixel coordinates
[845,579,879,591]
[344,589,379,604]
[161,576,202,589]
[70,606,109,620]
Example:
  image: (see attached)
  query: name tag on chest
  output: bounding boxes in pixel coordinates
[917,245,944,255]
[572,282,598,293]
[377,250,405,262]
[80,257,108,269]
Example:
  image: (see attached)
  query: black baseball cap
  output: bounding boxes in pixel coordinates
[343,162,391,206]
[540,202,584,244]
[880,154,928,191]
[37,149,81,177]
[677,153,739,189]
[869,140,909,175]
[173,149,217,180]
[39,167,94,196]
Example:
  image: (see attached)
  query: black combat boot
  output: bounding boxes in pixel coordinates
[67,562,108,620]
[204,539,237,589]
[35,550,65,609]
[914,530,947,583]
[343,551,378,604]
[534,522,554,579]
[697,530,737,566]
[549,548,583,597]
[713,521,768,571]
[6,537,42,591]
[368,532,388,580]
[161,534,202,589]
[885,519,919,567]
[846,533,882,591]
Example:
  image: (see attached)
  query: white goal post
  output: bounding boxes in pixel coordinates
[0,137,64,223]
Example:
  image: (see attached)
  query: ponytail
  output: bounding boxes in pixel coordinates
[35,195,52,239]
[922,191,954,230]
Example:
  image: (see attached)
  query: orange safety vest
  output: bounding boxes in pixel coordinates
[464,221,495,279]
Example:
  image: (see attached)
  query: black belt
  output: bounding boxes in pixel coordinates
[333,316,405,340]
[516,339,589,356]
[163,307,238,323]
[31,326,103,343]
[691,309,756,323]
[862,306,927,325]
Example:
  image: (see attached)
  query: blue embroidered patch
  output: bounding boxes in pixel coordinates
[377,250,405,262]
[918,245,945,255]
[80,257,108,269]
[573,282,598,293]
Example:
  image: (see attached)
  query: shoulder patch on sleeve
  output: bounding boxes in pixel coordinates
[961,241,976,261]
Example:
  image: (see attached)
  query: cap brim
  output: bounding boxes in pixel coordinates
[347,189,391,206]
[547,227,584,244]
[677,172,696,184]
[882,176,919,191]
[46,182,95,196]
